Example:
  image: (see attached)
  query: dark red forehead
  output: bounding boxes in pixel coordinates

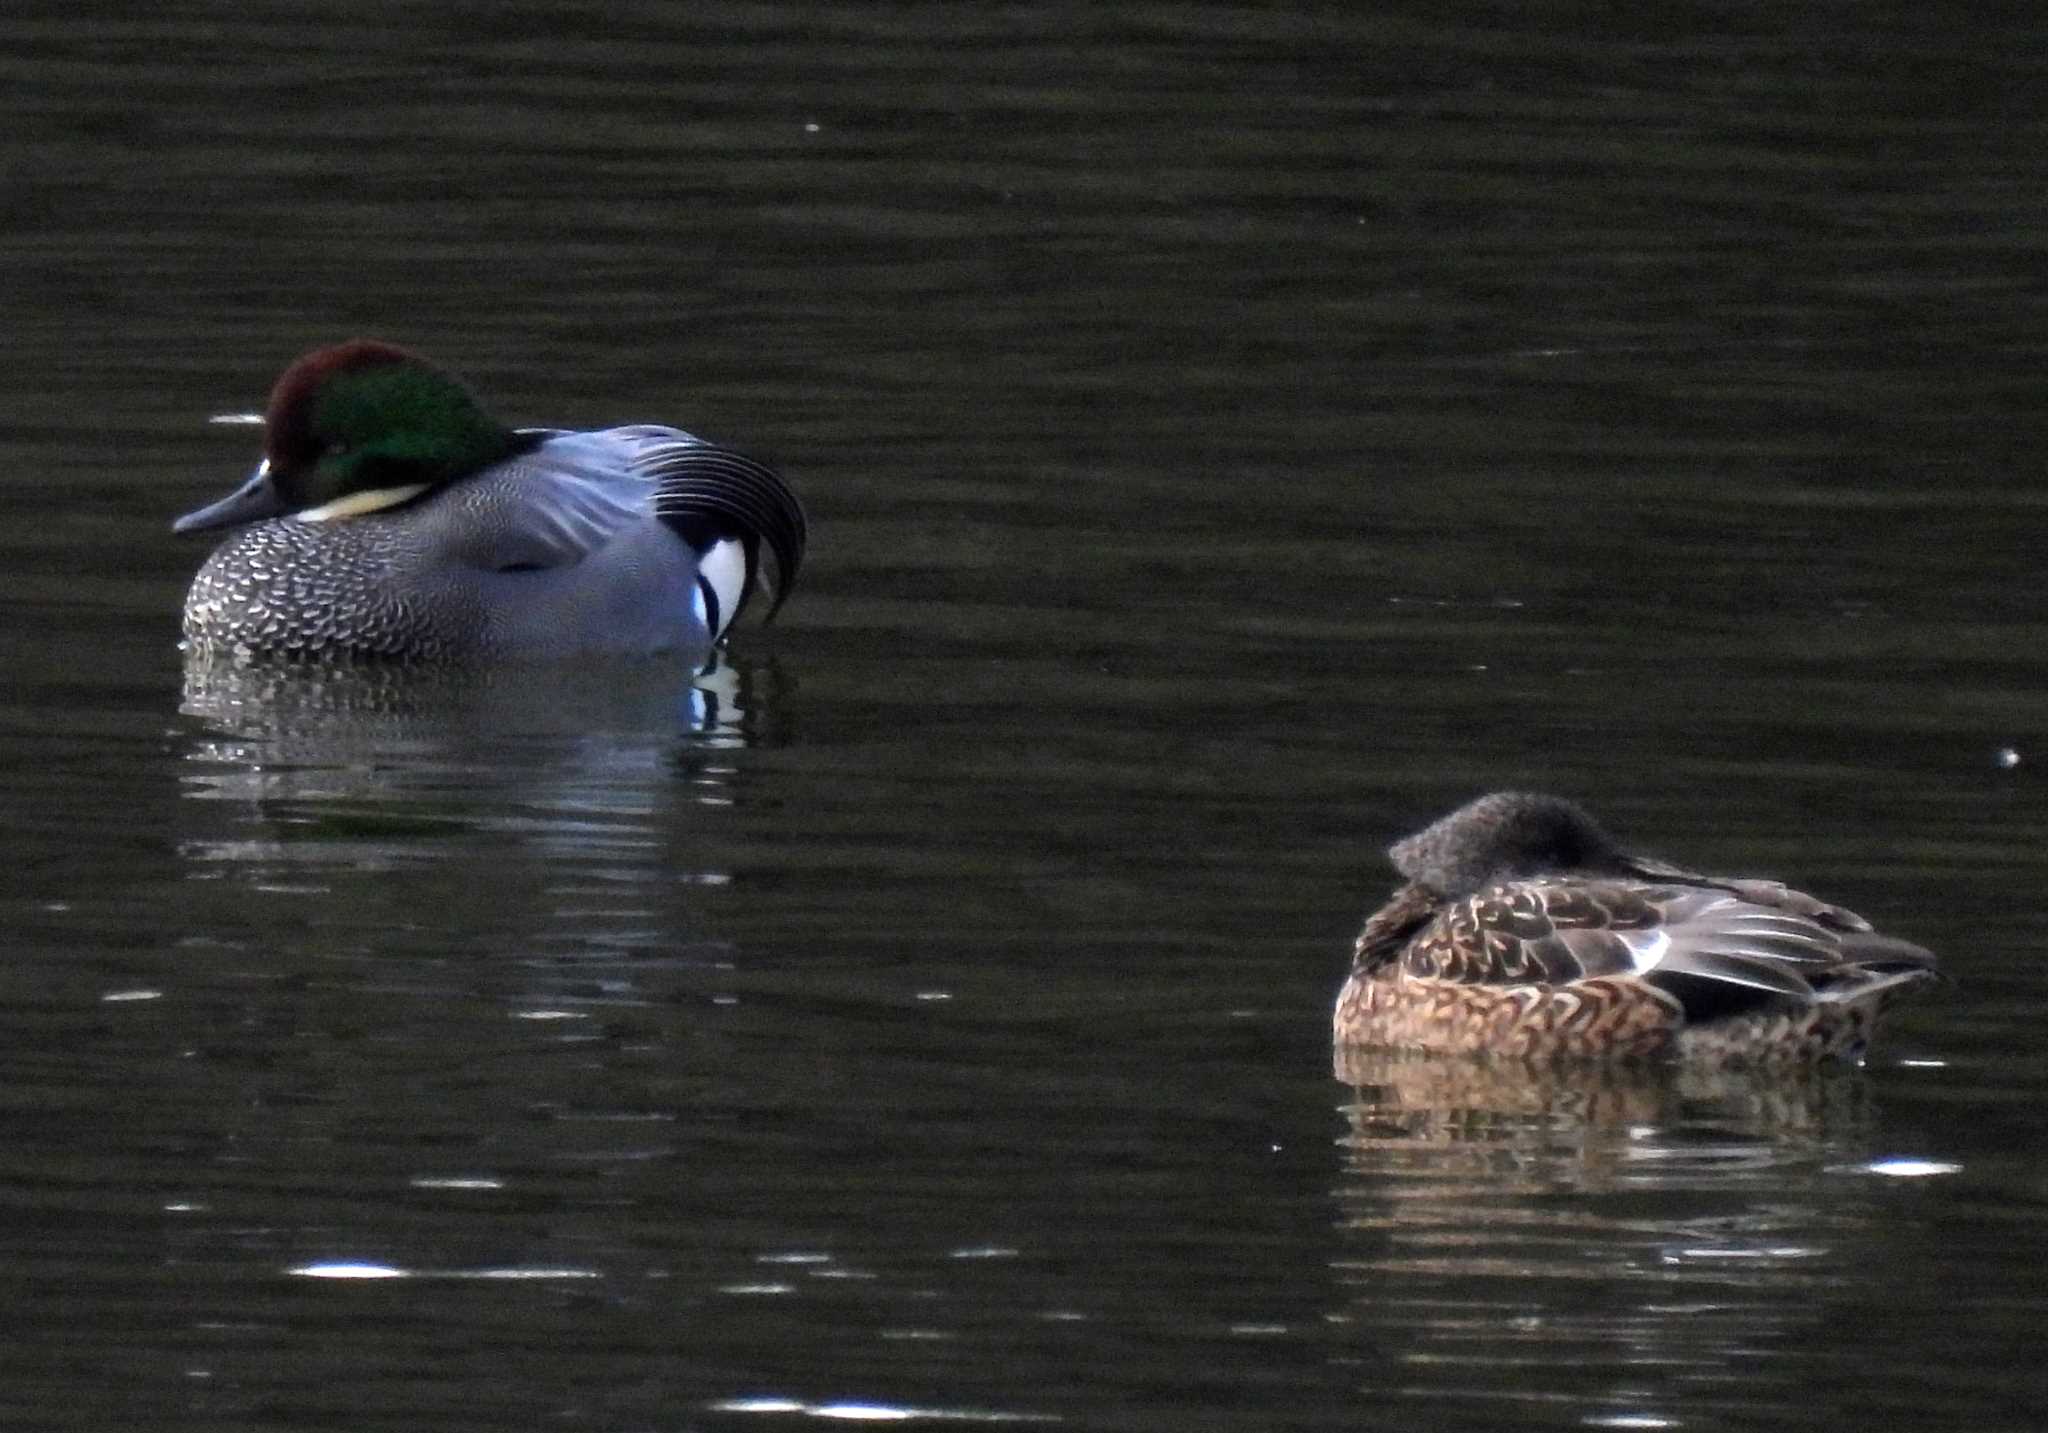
[264,339,419,470]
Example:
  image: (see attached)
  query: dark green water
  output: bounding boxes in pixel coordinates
[4,4,2046,1429]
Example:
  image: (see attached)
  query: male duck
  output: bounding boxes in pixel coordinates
[174,340,805,662]
[1335,792,1940,1063]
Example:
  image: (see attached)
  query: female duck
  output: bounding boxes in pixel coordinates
[1336,792,1939,1062]
[174,341,805,662]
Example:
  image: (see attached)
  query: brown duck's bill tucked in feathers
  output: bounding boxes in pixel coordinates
[1337,792,1940,1063]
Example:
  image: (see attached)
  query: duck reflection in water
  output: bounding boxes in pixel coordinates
[1335,792,1940,1065]
[178,647,764,753]
[1329,1043,1899,1426]
[174,651,776,891]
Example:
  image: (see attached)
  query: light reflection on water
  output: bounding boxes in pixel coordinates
[708,1397,1059,1424]
[288,1261,603,1281]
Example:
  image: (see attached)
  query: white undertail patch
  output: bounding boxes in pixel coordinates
[696,537,748,640]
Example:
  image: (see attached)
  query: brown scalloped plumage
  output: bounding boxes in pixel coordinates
[1334,794,1939,1064]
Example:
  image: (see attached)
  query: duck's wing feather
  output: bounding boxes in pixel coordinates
[1400,879,1685,985]
[1619,888,1838,1000]
[1351,882,1442,973]
[1649,882,1937,984]
[1403,879,1896,1005]
[433,432,656,573]
[440,428,805,630]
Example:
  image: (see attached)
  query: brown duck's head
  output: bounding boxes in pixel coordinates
[1388,791,1645,899]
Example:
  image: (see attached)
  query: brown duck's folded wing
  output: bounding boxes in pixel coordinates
[1699,880,1939,976]
[1626,886,1888,1002]
[1351,882,1441,972]
[1401,879,1666,986]
[1709,877,1874,932]
[1403,880,1880,1001]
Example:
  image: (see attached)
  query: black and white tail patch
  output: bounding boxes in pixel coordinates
[650,442,807,629]
[693,537,748,642]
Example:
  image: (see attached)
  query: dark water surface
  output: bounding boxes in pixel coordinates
[5,4,2048,1429]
